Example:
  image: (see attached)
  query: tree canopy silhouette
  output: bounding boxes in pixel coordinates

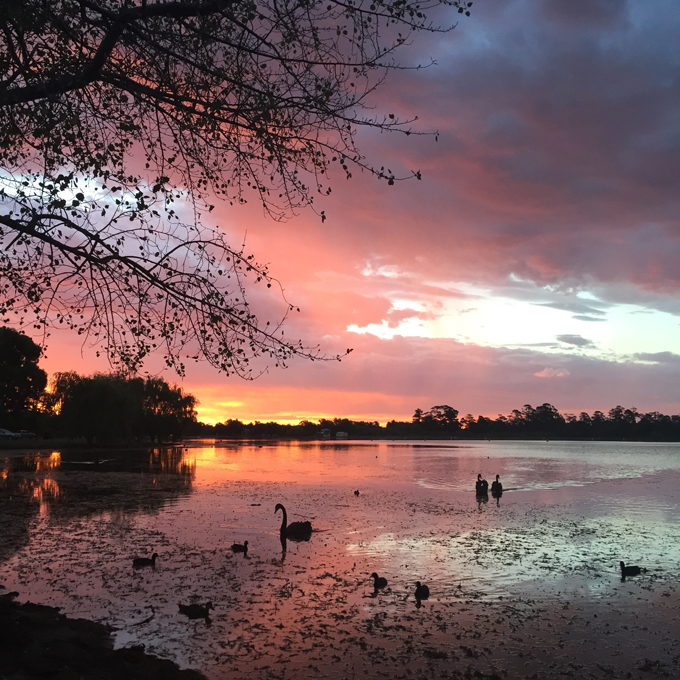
[0,0,471,376]
[0,326,48,415]
[51,371,197,442]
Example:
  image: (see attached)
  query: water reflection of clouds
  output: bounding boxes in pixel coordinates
[2,441,680,680]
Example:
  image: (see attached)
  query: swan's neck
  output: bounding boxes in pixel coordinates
[279,507,288,533]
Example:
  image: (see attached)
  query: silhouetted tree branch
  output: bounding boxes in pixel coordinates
[0,0,471,375]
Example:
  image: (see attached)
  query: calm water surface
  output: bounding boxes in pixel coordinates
[2,440,679,679]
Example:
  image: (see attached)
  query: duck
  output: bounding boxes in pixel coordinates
[354,490,360,497]
[491,475,503,495]
[620,561,644,577]
[370,573,388,591]
[275,503,312,541]
[415,581,430,601]
[132,552,158,569]
[231,540,248,556]
[178,602,214,620]
[475,474,488,496]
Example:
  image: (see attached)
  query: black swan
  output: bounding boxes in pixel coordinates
[275,503,313,541]
[231,540,248,555]
[475,474,489,495]
[370,573,388,590]
[415,581,430,601]
[491,475,503,495]
[178,602,213,619]
[133,552,158,569]
[620,561,644,577]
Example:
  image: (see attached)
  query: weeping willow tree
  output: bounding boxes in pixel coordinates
[0,0,471,376]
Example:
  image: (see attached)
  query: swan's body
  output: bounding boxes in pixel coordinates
[620,561,643,577]
[415,582,430,601]
[178,602,213,619]
[275,503,312,541]
[370,573,387,590]
[133,552,158,569]
[475,473,489,496]
[231,540,248,555]
[491,475,503,495]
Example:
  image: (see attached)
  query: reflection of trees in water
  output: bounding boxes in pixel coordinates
[148,447,196,483]
[0,473,38,563]
[0,447,195,564]
[2,451,62,474]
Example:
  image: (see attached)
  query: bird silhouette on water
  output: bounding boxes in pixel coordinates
[370,573,387,591]
[178,602,213,621]
[620,561,645,579]
[132,552,158,569]
[415,581,430,602]
[275,503,313,541]
[475,473,489,496]
[231,540,248,556]
[491,474,503,495]
[354,489,360,497]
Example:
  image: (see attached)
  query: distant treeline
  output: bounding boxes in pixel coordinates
[202,403,680,442]
[3,328,680,443]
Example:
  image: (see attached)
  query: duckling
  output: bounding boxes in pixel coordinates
[620,561,644,577]
[231,540,248,556]
[415,581,430,601]
[354,490,360,497]
[178,602,214,620]
[370,572,388,591]
[133,552,158,569]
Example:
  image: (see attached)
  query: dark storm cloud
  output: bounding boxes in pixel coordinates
[369,0,680,302]
[540,0,628,28]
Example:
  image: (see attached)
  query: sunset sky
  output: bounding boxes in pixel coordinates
[41,0,680,425]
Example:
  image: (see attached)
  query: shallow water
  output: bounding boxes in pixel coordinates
[2,440,680,680]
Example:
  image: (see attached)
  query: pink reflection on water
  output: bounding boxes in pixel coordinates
[1,441,680,679]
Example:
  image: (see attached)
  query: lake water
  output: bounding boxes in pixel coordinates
[2,440,680,680]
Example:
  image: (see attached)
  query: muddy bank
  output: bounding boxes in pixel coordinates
[0,591,205,680]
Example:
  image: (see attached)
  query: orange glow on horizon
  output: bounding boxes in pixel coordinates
[190,384,418,426]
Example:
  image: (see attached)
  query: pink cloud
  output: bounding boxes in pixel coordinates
[33,0,680,423]
[534,368,571,379]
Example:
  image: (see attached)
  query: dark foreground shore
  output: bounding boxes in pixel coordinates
[0,591,205,680]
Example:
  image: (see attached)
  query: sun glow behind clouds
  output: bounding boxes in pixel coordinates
[346,278,680,361]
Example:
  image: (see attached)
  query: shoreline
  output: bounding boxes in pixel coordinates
[3,435,680,454]
[0,590,205,680]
